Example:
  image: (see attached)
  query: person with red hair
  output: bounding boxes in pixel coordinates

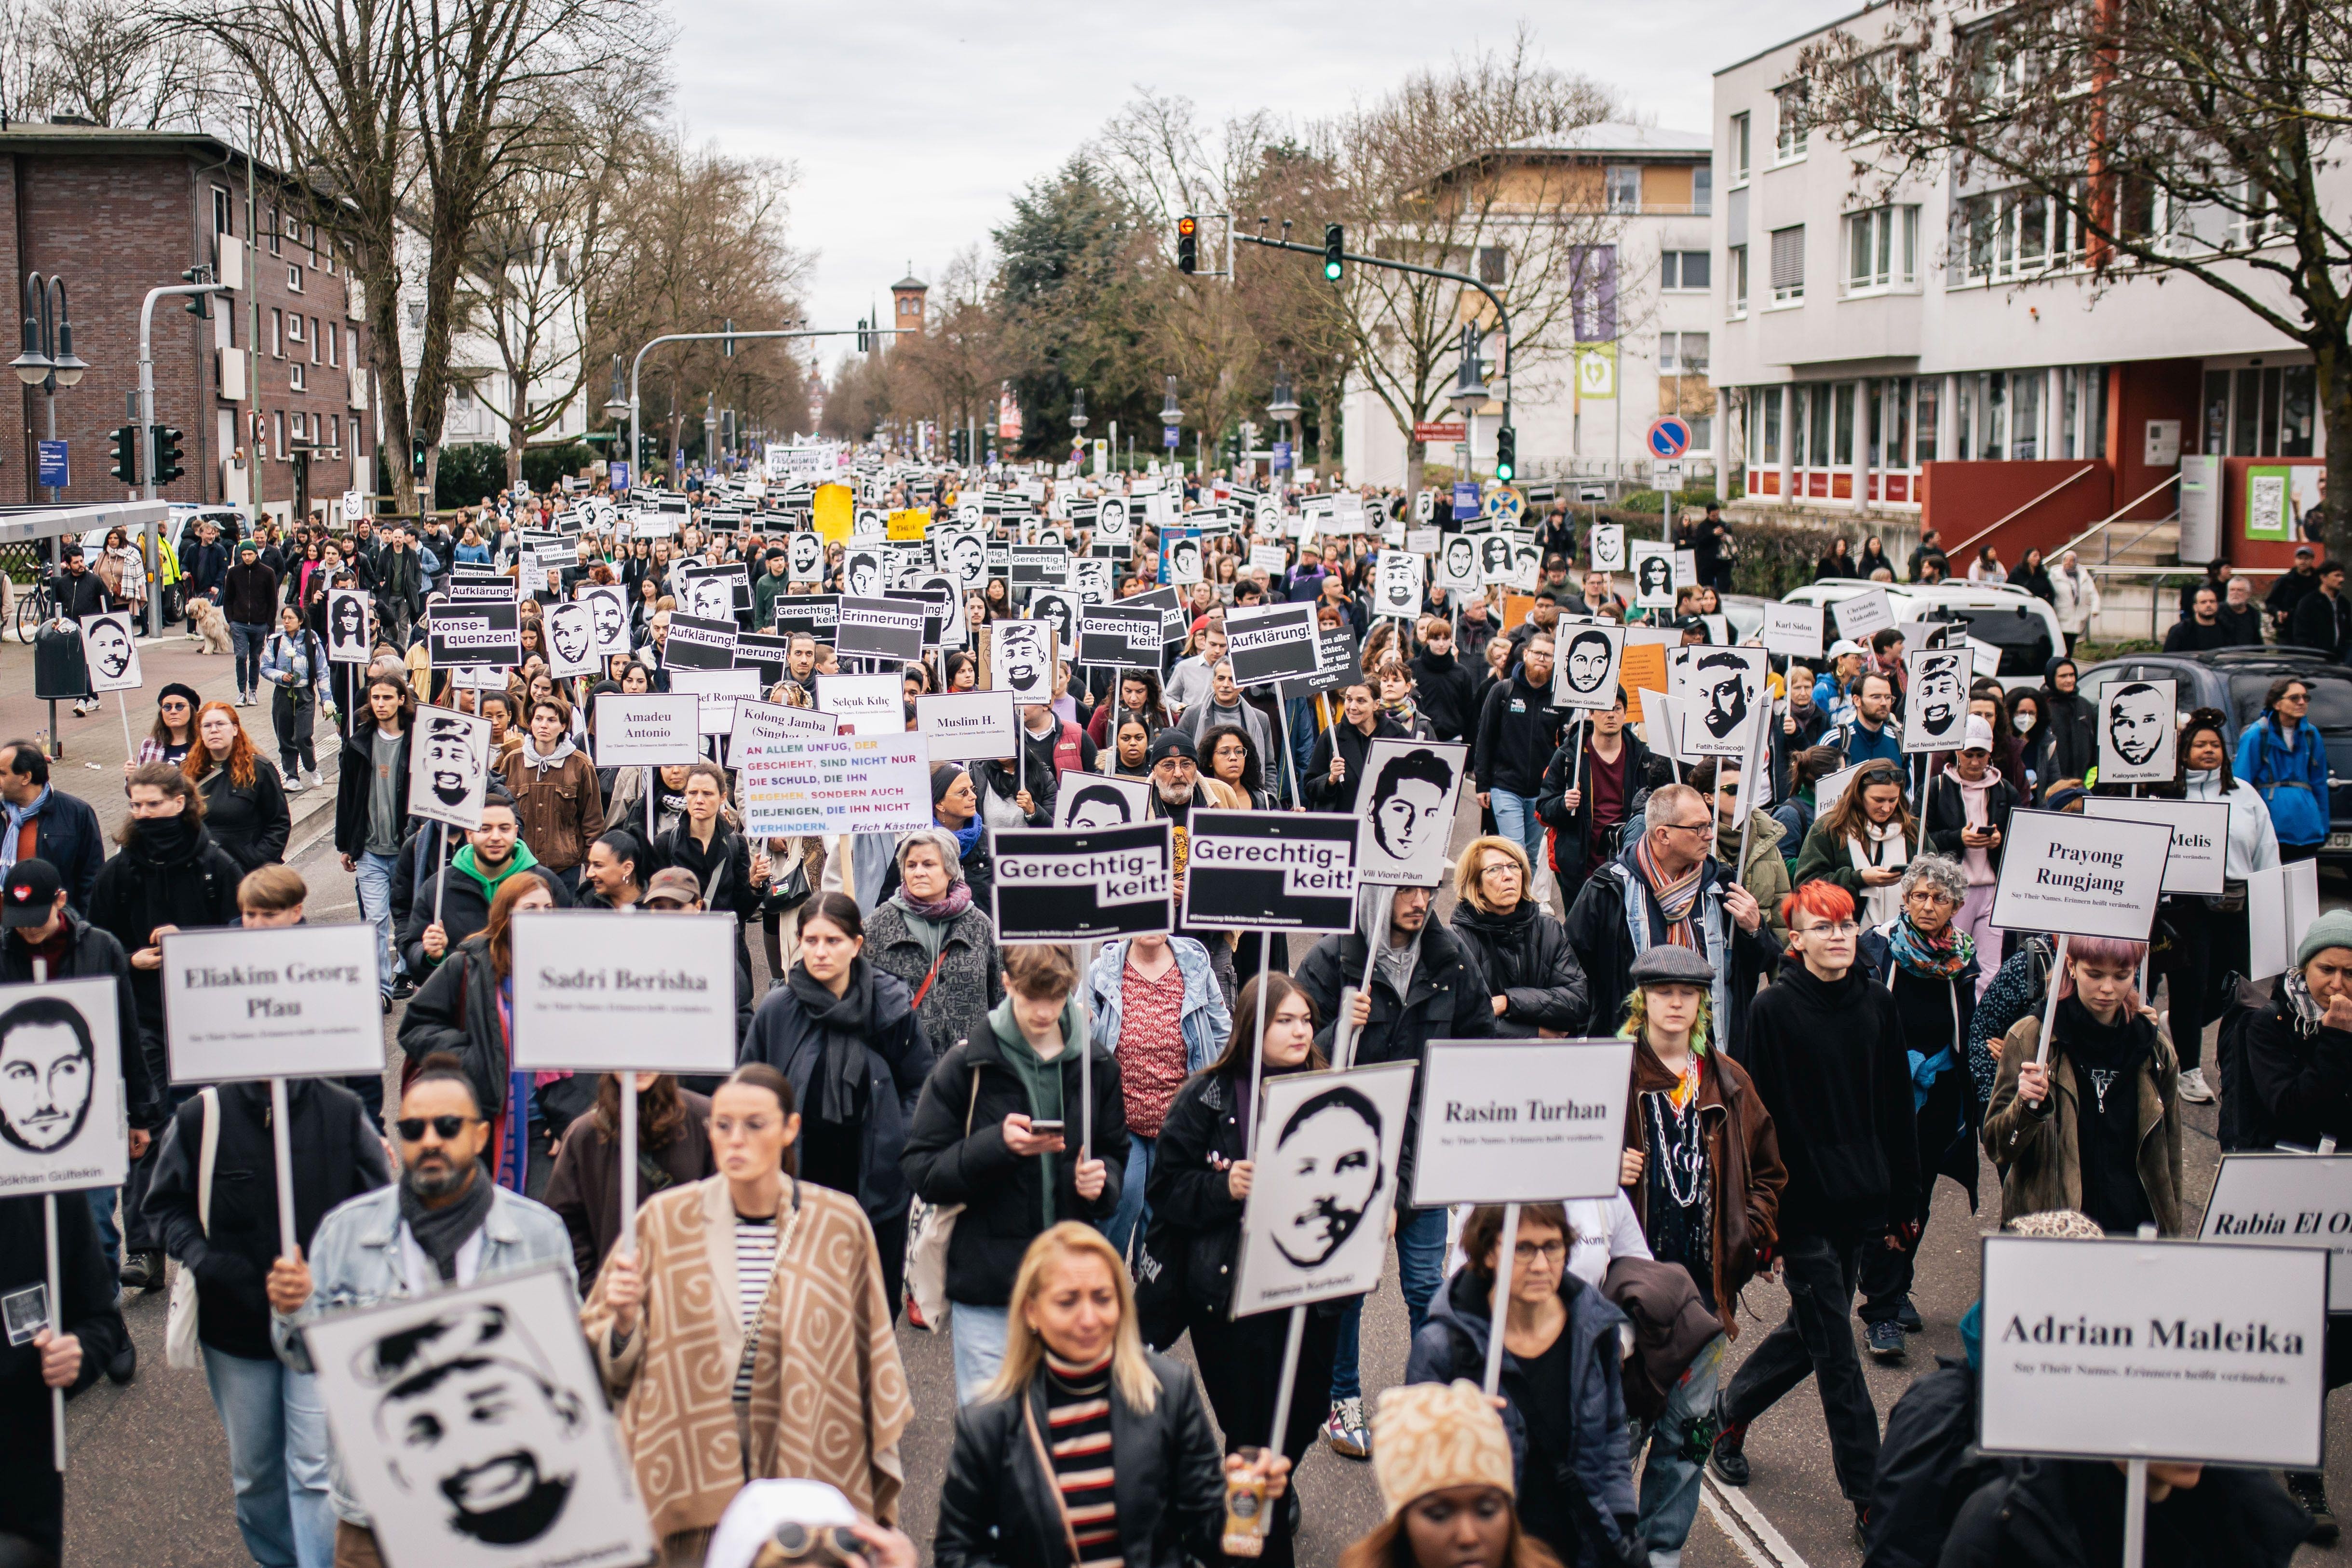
[1710,877,1916,1548]
[182,700,289,872]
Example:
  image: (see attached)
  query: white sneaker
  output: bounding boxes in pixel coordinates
[283,772,307,794]
[303,770,323,790]
[2177,1067,2215,1104]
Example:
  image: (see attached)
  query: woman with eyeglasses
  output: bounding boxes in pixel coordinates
[583,1063,912,1567]
[130,682,203,773]
[2237,676,2329,863]
[1790,761,1915,929]
[1448,835,1588,1039]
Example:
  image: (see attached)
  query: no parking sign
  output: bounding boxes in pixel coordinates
[1646,416,1691,460]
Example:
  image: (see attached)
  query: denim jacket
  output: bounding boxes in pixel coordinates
[271,1182,578,1525]
[257,628,324,691]
[1085,937,1233,1081]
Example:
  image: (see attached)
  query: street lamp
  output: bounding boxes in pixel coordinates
[1266,367,1300,481]
[1450,324,1489,483]
[1160,375,1181,460]
[13,272,84,388]
[601,354,628,421]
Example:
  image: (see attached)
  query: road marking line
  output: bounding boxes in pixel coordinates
[1701,1475,1812,1568]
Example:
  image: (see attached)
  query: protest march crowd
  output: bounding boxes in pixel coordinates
[2,447,2346,1568]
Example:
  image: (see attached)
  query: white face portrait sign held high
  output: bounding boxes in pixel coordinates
[1230,1062,1419,1318]
[2199,1153,2352,1311]
[325,591,374,664]
[2082,797,2230,897]
[1409,1040,1636,1207]
[1354,740,1468,888]
[1901,647,1970,755]
[509,911,738,1075]
[2097,676,2180,785]
[78,612,141,694]
[0,977,126,1196]
[1672,647,1768,759]
[1551,623,1625,713]
[1629,541,1675,611]
[407,707,494,831]
[1977,1234,2325,1469]
[161,924,385,1083]
[1988,808,2174,941]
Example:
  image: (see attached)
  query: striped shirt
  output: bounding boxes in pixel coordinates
[1043,1350,1122,1568]
[731,1213,778,1402]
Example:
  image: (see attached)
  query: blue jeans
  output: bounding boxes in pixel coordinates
[202,1343,335,1568]
[231,622,269,694]
[85,1188,119,1269]
[1328,1206,1448,1402]
[1637,1333,1726,1568]
[352,851,402,997]
[1104,1135,1156,1258]
[949,1301,1010,1406]
[1491,788,1545,873]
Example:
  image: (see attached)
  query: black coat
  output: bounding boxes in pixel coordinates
[197,761,291,871]
[0,1192,124,1526]
[87,817,244,1037]
[1536,728,1667,877]
[901,1028,1129,1307]
[143,1080,391,1360]
[934,1353,1225,1568]
[1863,1361,1988,1568]
[2236,995,2352,1152]
[0,917,153,1124]
[1304,714,1406,812]
[1738,963,1919,1239]
[1474,668,1565,797]
[9,788,105,914]
[395,933,520,1116]
[2291,584,2352,662]
[1921,770,2021,873]
[1939,1458,2306,1568]
[1448,900,1591,1035]
[332,719,410,859]
[2037,688,2097,786]
[395,855,572,977]
[650,821,760,922]
[1410,649,1481,743]
[1142,1064,1253,1319]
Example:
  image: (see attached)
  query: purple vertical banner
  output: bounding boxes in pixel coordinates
[1570,245,1618,342]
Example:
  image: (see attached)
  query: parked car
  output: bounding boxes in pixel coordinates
[1777,580,2063,687]
[2076,647,2352,858]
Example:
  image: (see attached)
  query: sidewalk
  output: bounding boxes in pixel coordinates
[0,627,348,852]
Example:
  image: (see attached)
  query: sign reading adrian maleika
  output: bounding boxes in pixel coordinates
[990,822,1175,942]
[1181,811,1359,932]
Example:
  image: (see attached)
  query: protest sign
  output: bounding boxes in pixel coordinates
[828,596,922,662]
[1278,625,1365,703]
[773,595,839,642]
[786,531,826,584]
[541,601,598,679]
[2098,676,2179,785]
[407,708,493,829]
[1977,1234,2325,1467]
[667,667,761,735]
[2247,856,2324,982]
[443,572,517,603]
[1373,551,1423,619]
[2082,797,2230,896]
[677,563,745,622]
[1163,531,1205,586]
[725,699,836,769]
[1831,586,1896,643]
[1434,534,1479,593]
[78,612,139,694]
[661,612,738,672]
[306,1267,656,1568]
[325,591,373,664]
[1094,497,1133,547]
[1249,543,1290,579]
[161,924,383,1082]
[510,911,738,1074]
[990,823,1176,942]
[840,544,888,598]
[1410,1040,1636,1206]
[989,620,1056,705]
[1183,811,1359,931]
[590,692,700,767]
[1989,808,2174,939]
[1077,604,1164,669]
[938,527,987,590]
[1029,589,1076,652]
[1225,602,1321,687]
[1618,642,1669,723]
[1056,774,1154,829]
[733,731,931,837]
[1589,524,1626,573]
[1673,647,1768,759]
[2200,1154,2352,1311]
[1477,532,1520,587]
[1552,624,1626,712]
[1760,602,1825,660]
[883,583,951,646]
[1230,1062,1419,1316]
[811,672,904,737]
[1629,541,1675,610]
[918,690,1019,763]
[428,601,521,668]
[0,977,126,1196]
[576,584,629,661]
[1902,647,1970,754]
[1010,544,1068,586]
[1355,740,1468,888]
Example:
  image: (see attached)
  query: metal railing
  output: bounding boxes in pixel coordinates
[1941,464,2100,561]
[2051,472,2185,563]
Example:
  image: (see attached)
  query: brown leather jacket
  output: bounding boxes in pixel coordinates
[1620,1039,1787,1337]
[499,744,603,872]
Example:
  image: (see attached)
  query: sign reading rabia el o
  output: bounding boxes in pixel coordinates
[2200,1153,2352,1311]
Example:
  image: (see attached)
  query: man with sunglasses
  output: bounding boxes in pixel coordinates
[268,1053,574,1568]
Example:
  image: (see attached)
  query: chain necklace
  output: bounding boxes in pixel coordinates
[1644,1084,1707,1210]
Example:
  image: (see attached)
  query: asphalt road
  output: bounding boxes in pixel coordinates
[21,628,2352,1568]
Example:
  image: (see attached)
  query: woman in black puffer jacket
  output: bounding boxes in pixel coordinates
[1447,835,1591,1037]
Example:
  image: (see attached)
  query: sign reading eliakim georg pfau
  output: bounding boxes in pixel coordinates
[1410,1040,1636,1207]
[1978,1234,2325,1467]
[1988,808,2174,941]
[990,823,1174,942]
[2199,1153,2352,1311]
[161,924,384,1083]
[509,910,738,1075]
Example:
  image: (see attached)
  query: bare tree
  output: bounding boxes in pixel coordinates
[892,245,1005,457]
[1802,0,2352,543]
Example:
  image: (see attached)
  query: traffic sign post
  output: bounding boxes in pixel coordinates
[1646,416,1692,460]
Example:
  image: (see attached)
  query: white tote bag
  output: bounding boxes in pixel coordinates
[163,1089,220,1371]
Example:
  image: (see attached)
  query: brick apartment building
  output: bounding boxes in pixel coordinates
[4,122,371,522]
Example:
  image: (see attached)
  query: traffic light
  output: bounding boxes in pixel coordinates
[181,266,208,318]
[1323,223,1344,281]
[722,318,735,358]
[856,317,870,353]
[1495,425,1517,484]
[1176,215,1198,274]
[410,437,428,480]
[110,426,139,486]
[151,426,185,487]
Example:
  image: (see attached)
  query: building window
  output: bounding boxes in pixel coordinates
[273,409,286,455]
[310,318,321,361]
[326,323,338,366]
[1478,245,1507,284]
[1606,165,1642,213]
[1843,205,1919,293]
[1692,165,1713,216]
[1659,333,1710,374]
[1774,85,1808,162]
[287,313,303,345]
[1955,188,2083,283]
[1769,225,1805,303]
[1660,251,1711,291]
[1729,246,1748,316]
[271,309,284,358]
[1730,113,1750,185]
[331,414,342,450]
[268,206,281,256]
[212,187,233,237]
[288,264,303,294]
[1915,379,1940,462]
[291,363,307,392]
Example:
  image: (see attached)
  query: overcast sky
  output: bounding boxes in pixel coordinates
[668,0,1860,378]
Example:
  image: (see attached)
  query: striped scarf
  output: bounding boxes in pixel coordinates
[1043,1350,1122,1568]
[1634,838,1704,948]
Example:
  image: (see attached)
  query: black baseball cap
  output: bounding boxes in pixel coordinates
[3,859,61,926]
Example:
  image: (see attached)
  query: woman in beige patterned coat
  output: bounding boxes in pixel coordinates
[582,1063,912,1567]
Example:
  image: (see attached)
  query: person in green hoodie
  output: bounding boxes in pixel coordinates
[395,786,574,976]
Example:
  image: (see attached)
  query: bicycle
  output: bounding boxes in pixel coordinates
[13,568,58,644]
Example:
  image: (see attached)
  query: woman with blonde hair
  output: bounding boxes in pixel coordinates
[1448,836,1589,1038]
[583,1063,911,1566]
[933,1221,1279,1568]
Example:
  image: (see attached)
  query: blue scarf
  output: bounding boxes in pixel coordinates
[945,816,983,857]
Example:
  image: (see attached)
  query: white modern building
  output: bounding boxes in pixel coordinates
[391,220,593,460]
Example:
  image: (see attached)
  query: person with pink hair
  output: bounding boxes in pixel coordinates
[1981,934,2182,1237]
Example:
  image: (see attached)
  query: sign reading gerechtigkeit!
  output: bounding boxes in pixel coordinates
[1988,808,2175,940]
[2199,1153,2352,1311]
[160,925,385,1083]
[1182,811,1359,932]
[1076,604,1165,669]
[508,910,738,1074]
[989,822,1175,942]
[1978,1234,2325,1467]
[1409,1040,1636,1207]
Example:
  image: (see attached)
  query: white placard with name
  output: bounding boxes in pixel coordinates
[1978,1234,2325,1467]
[1988,808,2173,941]
[813,672,905,737]
[725,700,837,769]
[918,689,1019,763]
[509,910,738,1073]
[591,692,702,767]
[1410,1040,1636,1207]
[668,667,763,736]
[161,924,385,1083]
[1760,602,1825,660]
[1830,587,1896,644]
[2082,797,2231,897]
[2200,1153,2352,1311]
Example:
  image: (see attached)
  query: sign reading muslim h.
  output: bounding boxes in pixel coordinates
[1988,808,2174,940]
[1410,1040,1637,1207]
[589,692,700,768]
[161,924,384,1082]
[1224,602,1322,687]
[2199,1153,2352,1311]
[990,822,1176,943]
[1550,623,1626,713]
[0,977,127,1196]
[78,612,140,694]
[1354,740,1468,888]
[1182,811,1359,932]
[1230,1062,1419,1317]
[509,910,738,1074]
[2098,676,2180,785]
[407,707,493,830]
[305,1267,657,1568]
[2082,797,2231,897]
[917,690,1019,764]
[1977,1234,2325,1468]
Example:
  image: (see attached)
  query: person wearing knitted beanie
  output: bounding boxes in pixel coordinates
[1338,1381,1553,1568]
